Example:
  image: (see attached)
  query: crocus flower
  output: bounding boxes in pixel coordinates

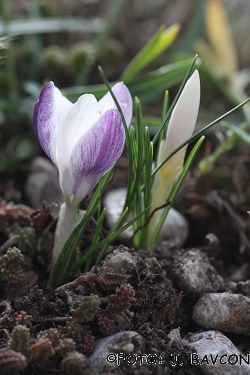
[33,82,133,207]
[34,82,132,277]
[148,70,200,244]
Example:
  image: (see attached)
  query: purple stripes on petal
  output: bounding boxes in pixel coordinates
[60,109,125,205]
[33,81,58,164]
[112,82,133,127]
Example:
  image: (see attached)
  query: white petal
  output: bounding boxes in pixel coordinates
[152,70,200,208]
[53,86,73,122]
[98,90,115,113]
[160,70,200,163]
[56,94,100,173]
[98,82,133,127]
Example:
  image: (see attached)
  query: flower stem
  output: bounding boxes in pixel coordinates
[50,202,82,278]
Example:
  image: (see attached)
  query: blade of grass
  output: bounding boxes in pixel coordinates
[50,165,115,286]
[84,207,107,271]
[221,122,250,145]
[98,66,134,210]
[49,205,98,287]
[152,96,250,178]
[128,59,196,100]
[93,207,129,267]
[177,0,205,52]
[152,55,198,146]
[120,24,180,82]
[61,58,194,102]
[80,0,127,83]
[0,0,18,96]
[0,17,104,36]
[78,205,151,268]
[140,132,153,248]
[151,136,205,245]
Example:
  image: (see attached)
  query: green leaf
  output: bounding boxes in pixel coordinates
[93,207,129,267]
[152,96,250,178]
[61,58,194,102]
[78,205,151,268]
[128,58,195,99]
[120,24,180,82]
[84,207,107,271]
[152,55,198,146]
[221,122,250,145]
[0,17,104,36]
[151,136,205,246]
[49,205,98,287]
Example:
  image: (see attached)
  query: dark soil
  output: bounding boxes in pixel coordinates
[1,160,250,374]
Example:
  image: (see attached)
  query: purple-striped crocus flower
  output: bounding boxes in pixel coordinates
[33,82,132,207]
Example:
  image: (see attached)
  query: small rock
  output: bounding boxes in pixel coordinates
[89,331,144,374]
[167,328,186,353]
[172,249,224,296]
[235,280,250,298]
[167,328,182,347]
[182,330,250,375]
[192,292,250,334]
[103,187,189,246]
[102,247,136,273]
[25,157,64,215]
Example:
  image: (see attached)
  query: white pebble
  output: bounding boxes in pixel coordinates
[103,187,188,246]
[183,330,250,375]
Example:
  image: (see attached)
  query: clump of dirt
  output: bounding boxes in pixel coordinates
[1,224,250,375]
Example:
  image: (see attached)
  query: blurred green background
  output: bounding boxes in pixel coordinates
[0,0,249,203]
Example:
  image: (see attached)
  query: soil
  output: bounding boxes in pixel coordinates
[1,160,250,375]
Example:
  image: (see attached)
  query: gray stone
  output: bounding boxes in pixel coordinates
[25,157,64,215]
[183,330,250,375]
[89,331,144,374]
[172,249,224,296]
[193,292,250,334]
[103,187,189,246]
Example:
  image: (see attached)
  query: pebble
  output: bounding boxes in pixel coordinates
[101,248,136,273]
[25,157,64,215]
[172,249,224,296]
[89,331,144,374]
[192,292,250,334]
[182,330,250,375]
[103,187,189,246]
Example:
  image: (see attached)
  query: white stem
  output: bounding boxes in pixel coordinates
[50,202,84,274]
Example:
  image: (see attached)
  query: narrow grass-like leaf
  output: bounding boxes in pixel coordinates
[128,59,196,100]
[93,207,129,267]
[134,97,144,175]
[221,122,250,145]
[138,57,199,198]
[98,66,134,210]
[131,98,144,204]
[152,97,250,178]
[120,24,180,82]
[0,17,104,36]
[49,205,98,287]
[62,58,194,102]
[178,0,205,52]
[151,136,205,245]
[50,166,114,286]
[152,55,198,146]
[80,0,127,83]
[206,0,237,83]
[84,207,107,271]
[140,133,153,248]
[0,0,18,94]
[157,91,169,154]
[78,205,151,268]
